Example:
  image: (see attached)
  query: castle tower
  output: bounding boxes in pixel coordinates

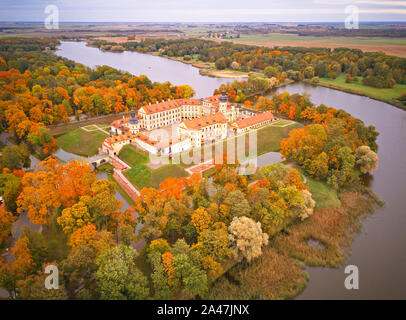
[129,109,139,134]
[219,89,228,115]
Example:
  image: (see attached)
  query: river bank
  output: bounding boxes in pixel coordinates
[303,78,406,111]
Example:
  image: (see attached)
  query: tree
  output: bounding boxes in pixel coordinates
[191,207,212,234]
[17,271,67,300]
[149,238,171,255]
[17,157,61,225]
[0,259,17,298]
[57,202,93,236]
[95,245,149,300]
[296,190,316,220]
[355,145,378,174]
[0,207,16,247]
[228,216,269,262]
[11,236,34,278]
[173,253,208,297]
[0,173,22,212]
[304,66,315,79]
[148,251,172,299]
[69,224,97,249]
[198,223,232,262]
[215,57,228,70]
[60,244,98,298]
[223,190,251,217]
[0,145,30,171]
[264,66,279,78]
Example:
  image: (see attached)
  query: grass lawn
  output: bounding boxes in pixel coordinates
[125,163,188,189]
[255,121,303,156]
[119,145,149,167]
[318,74,406,105]
[119,145,188,189]
[294,166,341,209]
[56,127,108,157]
[305,176,341,209]
[0,140,6,151]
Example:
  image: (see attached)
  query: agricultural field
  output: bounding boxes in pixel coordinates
[224,33,406,58]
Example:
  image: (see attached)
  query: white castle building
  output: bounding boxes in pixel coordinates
[101,90,276,157]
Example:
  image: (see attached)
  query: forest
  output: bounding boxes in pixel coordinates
[90,37,406,90]
[0,38,194,160]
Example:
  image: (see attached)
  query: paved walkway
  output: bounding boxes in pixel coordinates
[80,124,110,135]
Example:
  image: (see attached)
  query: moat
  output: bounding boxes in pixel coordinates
[56,41,406,299]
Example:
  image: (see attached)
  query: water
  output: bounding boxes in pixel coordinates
[56,43,406,299]
[56,41,241,98]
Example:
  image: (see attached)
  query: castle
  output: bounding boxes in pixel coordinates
[101,90,276,157]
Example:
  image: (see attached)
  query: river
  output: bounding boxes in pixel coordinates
[56,41,406,299]
[56,41,240,98]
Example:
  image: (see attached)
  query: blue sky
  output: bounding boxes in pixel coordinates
[1,0,405,22]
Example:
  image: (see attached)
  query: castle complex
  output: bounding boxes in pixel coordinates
[101,90,276,157]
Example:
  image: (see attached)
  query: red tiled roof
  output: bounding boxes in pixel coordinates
[181,112,227,130]
[139,99,201,115]
[233,111,275,129]
[134,133,159,146]
[204,95,221,103]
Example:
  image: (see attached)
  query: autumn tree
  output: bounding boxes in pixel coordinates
[355,145,378,174]
[0,145,30,171]
[228,216,269,262]
[0,207,16,247]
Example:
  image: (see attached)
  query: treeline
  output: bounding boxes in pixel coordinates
[0,38,195,158]
[91,37,406,89]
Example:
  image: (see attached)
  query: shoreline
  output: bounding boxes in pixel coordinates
[302,79,406,111]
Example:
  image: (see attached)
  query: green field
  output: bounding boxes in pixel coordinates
[119,145,189,189]
[256,121,303,156]
[294,166,341,209]
[119,145,149,167]
[318,74,406,105]
[56,127,108,157]
[226,32,406,48]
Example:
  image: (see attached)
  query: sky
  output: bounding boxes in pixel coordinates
[0,0,406,22]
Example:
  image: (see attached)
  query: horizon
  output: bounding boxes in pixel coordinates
[1,0,406,23]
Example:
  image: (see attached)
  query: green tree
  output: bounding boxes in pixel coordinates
[0,145,30,171]
[95,245,149,300]
[224,190,251,217]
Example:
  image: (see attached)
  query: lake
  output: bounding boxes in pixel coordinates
[56,41,406,299]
